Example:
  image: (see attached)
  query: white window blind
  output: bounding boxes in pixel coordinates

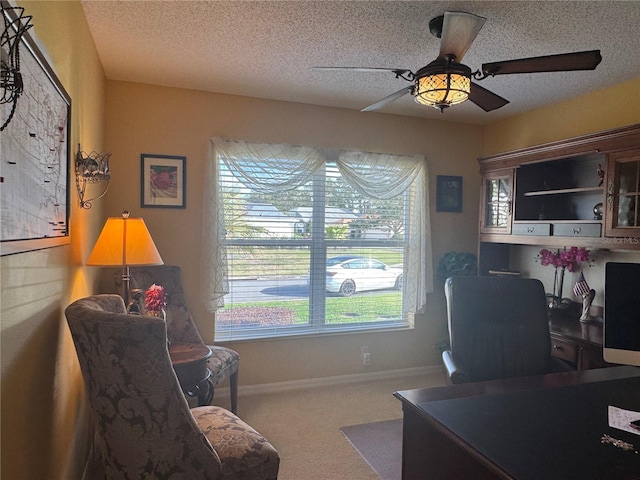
[202,138,433,340]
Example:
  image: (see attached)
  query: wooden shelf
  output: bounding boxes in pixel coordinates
[513,219,603,224]
[523,186,603,197]
[477,125,640,265]
[479,233,640,250]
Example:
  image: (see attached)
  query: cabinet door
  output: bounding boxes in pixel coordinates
[480,170,513,234]
[605,149,640,238]
[579,345,611,370]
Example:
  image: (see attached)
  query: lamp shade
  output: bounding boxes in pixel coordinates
[413,57,472,111]
[87,215,163,267]
[414,73,470,108]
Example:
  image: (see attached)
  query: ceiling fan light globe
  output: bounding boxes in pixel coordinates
[414,73,470,110]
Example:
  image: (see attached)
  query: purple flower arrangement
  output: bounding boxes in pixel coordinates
[538,247,590,272]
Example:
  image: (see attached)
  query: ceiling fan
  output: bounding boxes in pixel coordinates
[313,12,602,113]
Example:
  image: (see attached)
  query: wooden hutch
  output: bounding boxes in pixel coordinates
[477,124,640,369]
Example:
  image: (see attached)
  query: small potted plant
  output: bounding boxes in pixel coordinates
[436,251,478,284]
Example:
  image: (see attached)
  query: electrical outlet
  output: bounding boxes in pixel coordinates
[363,352,371,365]
[361,346,371,366]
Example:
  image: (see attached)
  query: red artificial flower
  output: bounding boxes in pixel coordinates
[145,284,167,312]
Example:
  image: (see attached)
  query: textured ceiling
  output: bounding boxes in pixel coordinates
[80,1,640,125]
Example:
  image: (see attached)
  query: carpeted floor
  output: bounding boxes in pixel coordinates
[341,419,403,480]
[212,369,446,479]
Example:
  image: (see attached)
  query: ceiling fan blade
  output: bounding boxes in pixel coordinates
[482,50,602,76]
[468,82,509,112]
[312,66,413,76]
[362,86,413,112]
[439,11,486,62]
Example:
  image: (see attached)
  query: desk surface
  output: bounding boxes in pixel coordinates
[395,367,640,480]
[549,313,603,346]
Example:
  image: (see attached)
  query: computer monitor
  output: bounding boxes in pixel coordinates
[603,261,640,366]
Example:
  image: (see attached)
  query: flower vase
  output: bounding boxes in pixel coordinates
[146,309,166,321]
[548,266,566,310]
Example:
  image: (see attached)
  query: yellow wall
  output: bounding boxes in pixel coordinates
[2,2,639,478]
[104,81,485,385]
[1,1,106,478]
[484,77,640,155]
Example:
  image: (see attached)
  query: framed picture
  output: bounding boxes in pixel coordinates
[1,4,71,256]
[141,154,186,208]
[436,175,463,213]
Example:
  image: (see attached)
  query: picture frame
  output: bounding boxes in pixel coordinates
[436,175,463,213]
[141,154,186,208]
[1,4,71,256]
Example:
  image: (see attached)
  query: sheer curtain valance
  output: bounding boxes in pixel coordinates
[213,138,325,193]
[202,137,433,321]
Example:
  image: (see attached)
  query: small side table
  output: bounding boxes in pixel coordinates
[169,343,213,406]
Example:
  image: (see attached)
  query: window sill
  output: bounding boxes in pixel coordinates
[214,320,413,343]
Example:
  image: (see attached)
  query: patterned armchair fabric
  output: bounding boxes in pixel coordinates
[129,266,240,412]
[65,295,279,480]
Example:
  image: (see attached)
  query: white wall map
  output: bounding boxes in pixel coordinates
[1,7,71,256]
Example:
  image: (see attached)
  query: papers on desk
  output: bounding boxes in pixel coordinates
[609,406,640,435]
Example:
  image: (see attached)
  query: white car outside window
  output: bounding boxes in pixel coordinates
[324,256,403,296]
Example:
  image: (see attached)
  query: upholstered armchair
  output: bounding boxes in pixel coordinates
[442,276,573,384]
[129,266,239,412]
[65,295,279,480]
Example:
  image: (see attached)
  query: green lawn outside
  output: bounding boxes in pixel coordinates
[218,291,402,325]
[227,246,404,277]
[219,246,405,327]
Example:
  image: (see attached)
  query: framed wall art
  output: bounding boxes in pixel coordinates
[436,175,463,213]
[141,154,186,208]
[1,4,71,256]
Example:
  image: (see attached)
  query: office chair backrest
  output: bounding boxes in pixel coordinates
[445,276,553,382]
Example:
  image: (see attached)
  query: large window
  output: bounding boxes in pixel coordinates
[203,139,433,340]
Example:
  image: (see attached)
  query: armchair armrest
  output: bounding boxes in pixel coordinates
[442,350,471,384]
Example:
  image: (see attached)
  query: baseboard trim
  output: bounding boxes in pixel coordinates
[215,365,444,397]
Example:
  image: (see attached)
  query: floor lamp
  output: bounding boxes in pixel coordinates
[87,211,164,305]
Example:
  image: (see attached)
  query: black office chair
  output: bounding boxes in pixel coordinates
[442,276,573,384]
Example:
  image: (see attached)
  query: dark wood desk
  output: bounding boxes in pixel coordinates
[169,343,213,406]
[395,366,640,480]
[549,313,615,370]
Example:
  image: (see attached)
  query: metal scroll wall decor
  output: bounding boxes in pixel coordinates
[75,144,111,209]
[1,3,33,131]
